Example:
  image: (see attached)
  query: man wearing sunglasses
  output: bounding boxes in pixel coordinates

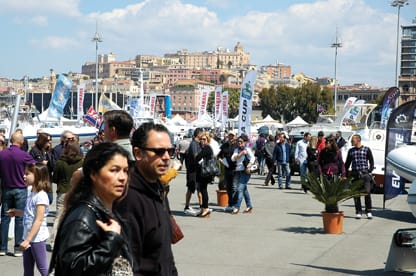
[116,122,178,275]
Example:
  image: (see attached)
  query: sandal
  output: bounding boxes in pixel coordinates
[198,209,211,218]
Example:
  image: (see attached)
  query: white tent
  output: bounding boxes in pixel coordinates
[286,116,310,127]
[262,114,275,122]
[170,114,187,125]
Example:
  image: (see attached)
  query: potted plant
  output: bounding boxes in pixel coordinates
[304,174,365,234]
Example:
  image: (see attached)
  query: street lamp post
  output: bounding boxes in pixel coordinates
[391,0,409,88]
[91,23,103,109]
[331,30,342,115]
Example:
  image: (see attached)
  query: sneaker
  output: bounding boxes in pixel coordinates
[184,207,197,216]
[355,213,362,219]
[0,251,6,256]
[367,212,373,219]
[13,250,23,257]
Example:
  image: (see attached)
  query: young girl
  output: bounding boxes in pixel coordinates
[8,164,50,276]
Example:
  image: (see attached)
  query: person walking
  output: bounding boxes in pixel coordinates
[0,132,36,257]
[263,134,276,186]
[195,132,214,218]
[230,134,255,215]
[274,133,291,189]
[217,131,238,210]
[184,128,203,216]
[8,164,51,276]
[295,132,311,192]
[116,122,178,275]
[49,143,132,275]
[345,134,375,219]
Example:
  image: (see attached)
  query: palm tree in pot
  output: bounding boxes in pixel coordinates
[304,174,365,234]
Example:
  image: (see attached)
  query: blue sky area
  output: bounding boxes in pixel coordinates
[0,0,415,87]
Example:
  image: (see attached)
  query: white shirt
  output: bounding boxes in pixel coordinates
[295,139,309,164]
[232,147,255,171]
[23,188,50,242]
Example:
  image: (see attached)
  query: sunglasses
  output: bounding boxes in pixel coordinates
[141,147,176,156]
[66,137,75,142]
[201,138,207,141]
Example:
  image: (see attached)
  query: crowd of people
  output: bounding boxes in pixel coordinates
[0,109,376,275]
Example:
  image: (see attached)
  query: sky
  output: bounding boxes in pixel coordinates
[0,0,415,88]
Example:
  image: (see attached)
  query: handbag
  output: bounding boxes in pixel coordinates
[171,215,184,244]
[200,157,220,178]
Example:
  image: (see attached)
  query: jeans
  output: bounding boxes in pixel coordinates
[0,187,27,252]
[233,171,252,210]
[23,241,48,276]
[277,163,291,188]
[300,160,308,186]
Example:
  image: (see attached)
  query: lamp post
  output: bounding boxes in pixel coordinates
[391,0,408,88]
[331,30,342,115]
[91,23,103,109]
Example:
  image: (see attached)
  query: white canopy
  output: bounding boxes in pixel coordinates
[170,114,187,125]
[286,116,310,127]
[262,114,275,122]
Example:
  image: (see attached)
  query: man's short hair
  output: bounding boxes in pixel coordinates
[103,110,134,138]
[193,128,203,138]
[131,122,170,149]
[304,132,311,138]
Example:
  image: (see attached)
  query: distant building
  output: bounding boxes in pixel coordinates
[399,22,416,104]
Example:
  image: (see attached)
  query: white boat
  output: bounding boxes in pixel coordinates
[0,96,97,146]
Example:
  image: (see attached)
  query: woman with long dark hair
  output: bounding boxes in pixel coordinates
[49,143,132,275]
[318,138,346,180]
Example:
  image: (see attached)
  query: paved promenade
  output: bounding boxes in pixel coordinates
[1,171,415,275]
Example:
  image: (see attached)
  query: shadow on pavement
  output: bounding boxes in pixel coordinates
[291,263,410,275]
[375,209,416,224]
[279,226,323,234]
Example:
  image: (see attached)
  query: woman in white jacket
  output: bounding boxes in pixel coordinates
[230,134,255,214]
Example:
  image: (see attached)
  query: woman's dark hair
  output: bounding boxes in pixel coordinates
[131,122,170,149]
[65,142,130,210]
[61,143,81,162]
[35,132,51,150]
[239,133,249,142]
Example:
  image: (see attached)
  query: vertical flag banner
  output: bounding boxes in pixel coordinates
[221,91,229,128]
[237,70,257,136]
[214,85,222,122]
[380,87,400,129]
[98,93,121,113]
[47,74,72,119]
[198,87,210,119]
[148,94,157,118]
[384,100,416,201]
[77,83,85,123]
[165,95,172,119]
[83,105,101,127]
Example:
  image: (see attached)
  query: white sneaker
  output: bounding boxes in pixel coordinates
[184,207,197,216]
[367,212,373,219]
[355,213,362,219]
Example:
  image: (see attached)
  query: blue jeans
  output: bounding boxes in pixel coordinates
[233,171,252,210]
[300,160,308,186]
[277,163,291,188]
[0,187,27,252]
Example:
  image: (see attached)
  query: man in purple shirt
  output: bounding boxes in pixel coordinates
[0,132,36,256]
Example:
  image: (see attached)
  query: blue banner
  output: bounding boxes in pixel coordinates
[384,100,416,200]
[165,95,172,119]
[47,75,72,119]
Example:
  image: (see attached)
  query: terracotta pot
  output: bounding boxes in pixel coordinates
[216,190,228,207]
[321,211,344,234]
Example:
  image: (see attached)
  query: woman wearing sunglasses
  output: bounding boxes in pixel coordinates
[195,132,214,218]
[230,133,255,215]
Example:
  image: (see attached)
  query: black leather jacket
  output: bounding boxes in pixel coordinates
[50,195,132,275]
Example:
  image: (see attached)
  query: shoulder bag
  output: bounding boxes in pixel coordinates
[200,157,220,178]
